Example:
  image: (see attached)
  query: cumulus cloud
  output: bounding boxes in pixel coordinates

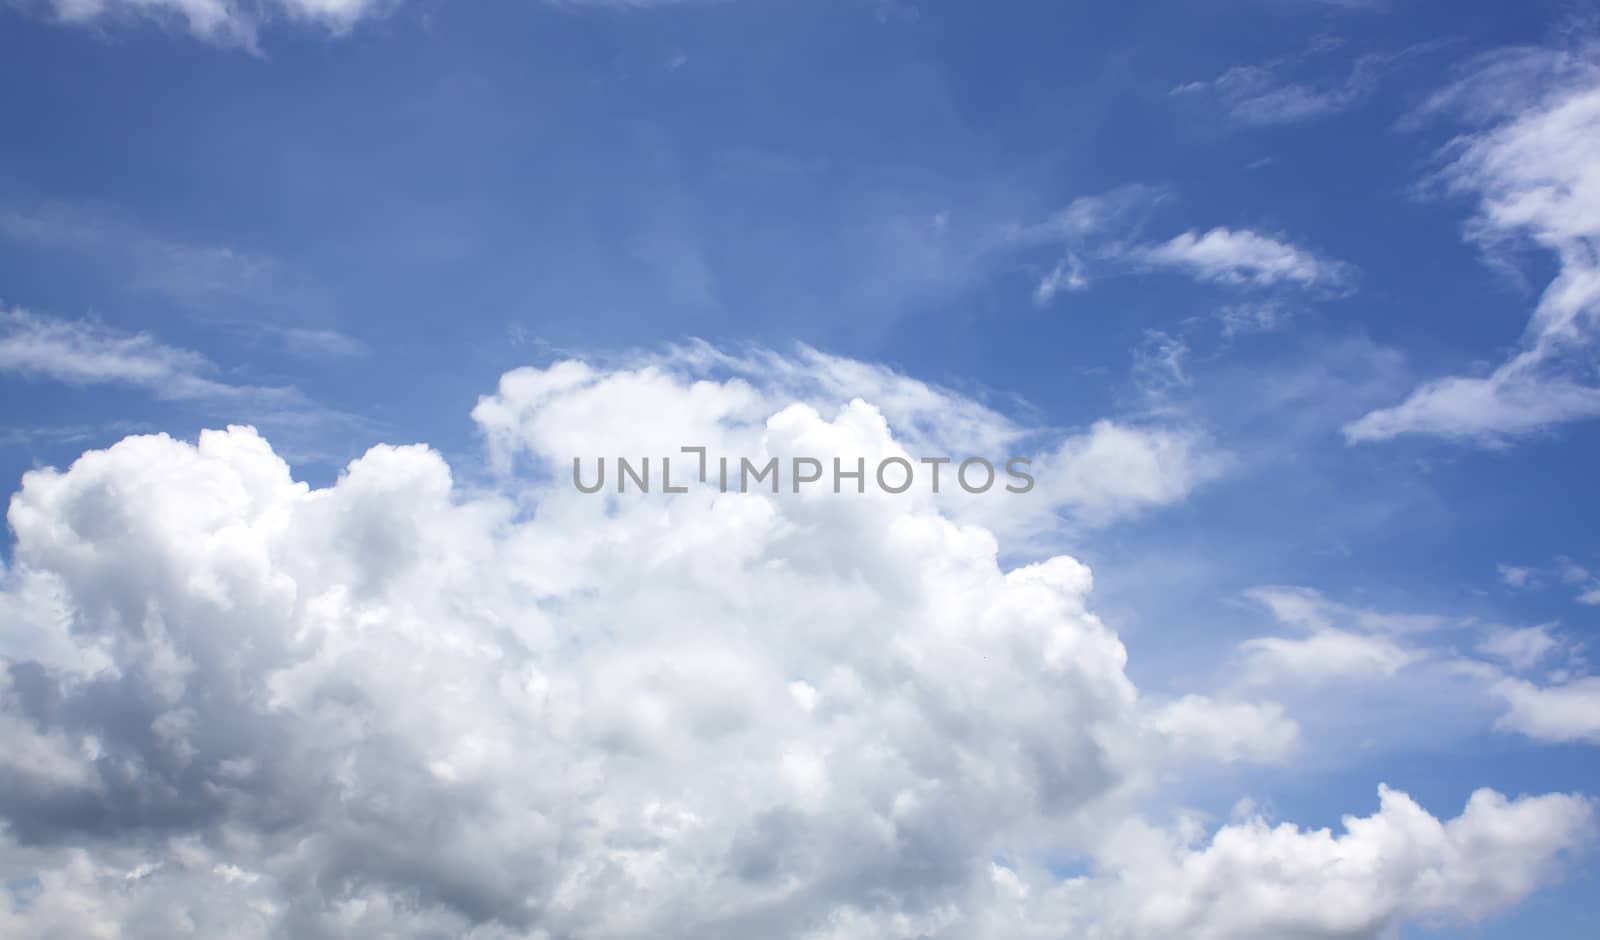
[473,344,1225,536]
[0,349,1586,937]
[1347,43,1600,444]
[1080,785,1593,939]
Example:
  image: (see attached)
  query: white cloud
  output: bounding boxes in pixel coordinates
[1215,302,1292,337]
[1490,557,1600,605]
[1494,677,1600,744]
[41,0,393,45]
[1032,255,1088,304]
[0,350,1585,938]
[1347,43,1600,444]
[1011,184,1170,247]
[1243,585,1449,636]
[1147,695,1299,766]
[1172,52,1383,126]
[0,304,369,466]
[1234,586,1600,751]
[3,782,1591,940]
[1499,563,1537,588]
[1234,588,1434,683]
[1241,628,1418,685]
[0,305,292,402]
[1172,39,1453,127]
[474,344,1224,536]
[1012,185,1169,301]
[2,204,364,361]
[1015,189,1350,303]
[1136,227,1353,291]
[1131,330,1191,402]
[1343,363,1600,443]
[1080,786,1593,939]
[1478,624,1563,672]
[31,0,728,46]
[1,204,279,305]
[1231,591,1515,715]
[272,326,370,359]
[1030,419,1222,528]
[1556,558,1600,605]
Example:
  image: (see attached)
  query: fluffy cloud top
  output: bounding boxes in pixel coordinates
[472,345,1224,537]
[1081,785,1592,939]
[0,351,1590,938]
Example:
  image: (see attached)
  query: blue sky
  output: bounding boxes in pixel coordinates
[2,1,1599,938]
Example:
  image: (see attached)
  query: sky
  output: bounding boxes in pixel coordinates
[1,0,1599,937]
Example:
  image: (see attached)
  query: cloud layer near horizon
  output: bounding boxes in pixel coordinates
[0,349,1590,938]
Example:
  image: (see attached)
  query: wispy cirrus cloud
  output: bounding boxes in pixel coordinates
[1173,50,1382,125]
[1014,186,1353,304]
[0,303,380,467]
[1,202,278,307]
[2,202,368,360]
[1346,42,1600,444]
[1172,38,1453,126]
[1008,184,1171,304]
[0,305,286,402]
[1215,301,1294,337]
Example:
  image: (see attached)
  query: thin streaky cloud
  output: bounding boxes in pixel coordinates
[0,202,277,306]
[1347,43,1600,444]
[1173,37,1458,127]
[0,305,274,401]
